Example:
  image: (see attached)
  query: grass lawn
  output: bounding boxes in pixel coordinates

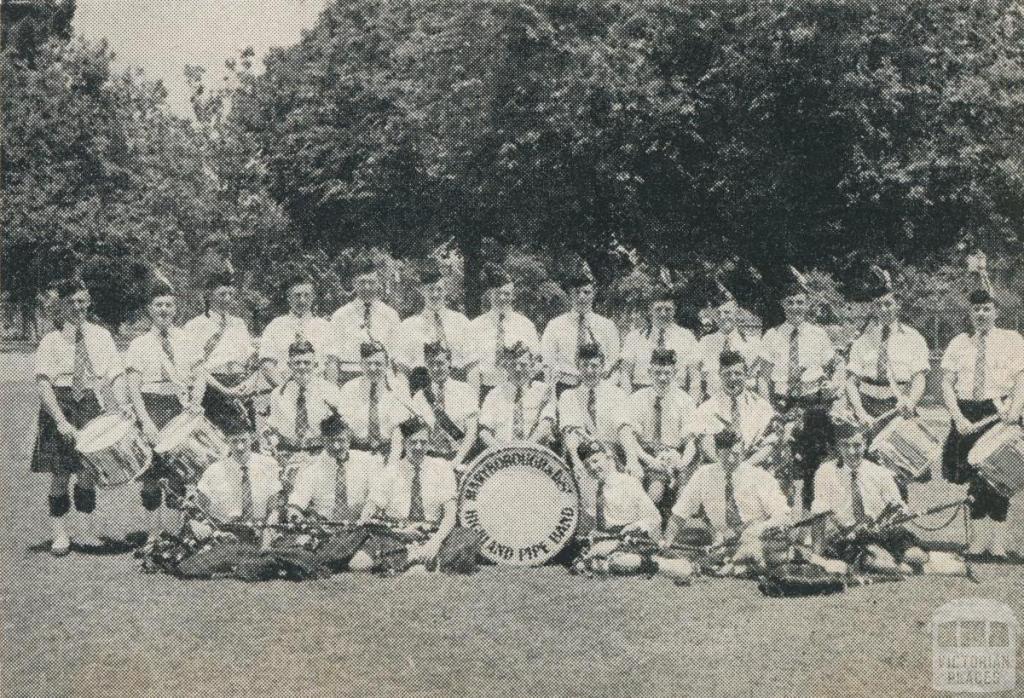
[1,353,1022,698]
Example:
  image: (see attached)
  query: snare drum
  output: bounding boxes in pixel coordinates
[868,417,940,482]
[76,414,151,488]
[457,442,581,566]
[154,413,228,484]
[967,424,1024,498]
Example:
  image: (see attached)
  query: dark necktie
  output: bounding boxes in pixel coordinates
[294,386,310,442]
[203,314,228,360]
[595,480,607,530]
[724,469,743,529]
[587,387,597,429]
[722,332,733,355]
[652,395,663,447]
[576,312,588,354]
[786,325,801,397]
[495,311,506,363]
[656,326,666,349]
[408,462,425,521]
[433,310,446,345]
[332,459,349,520]
[512,386,525,439]
[71,326,91,401]
[367,382,381,443]
[973,332,987,399]
[731,395,742,433]
[160,328,177,381]
[877,325,891,382]
[363,301,373,335]
[850,469,867,523]
[239,465,254,520]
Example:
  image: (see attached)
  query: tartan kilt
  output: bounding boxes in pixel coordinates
[202,373,251,433]
[30,387,102,475]
[941,400,998,485]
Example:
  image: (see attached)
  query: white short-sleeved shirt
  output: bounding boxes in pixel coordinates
[394,308,474,371]
[371,456,457,523]
[940,328,1024,401]
[267,377,346,442]
[812,459,908,527]
[126,327,203,390]
[847,322,930,385]
[182,313,254,373]
[198,453,281,521]
[692,391,777,452]
[592,470,661,534]
[621,324,699,388]
[288,450,374,520]
[331,299,401,369]
[468,309,540,386]
[699,329,765,396]
[410,379,479,435]
[541,311,620,384]
[35,323,123,387]
[479,382,555,443]
[557,381,634,442]
[337,377,415,444]
[628,386,696,449]
[761,321,836,394]
[258,314,336,372]
[672,461,791,532]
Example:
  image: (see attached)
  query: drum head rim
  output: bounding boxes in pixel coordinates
[458,442,580,567]
[76,414,132,453]
[154,413,208,453]
[968,423,1021,466]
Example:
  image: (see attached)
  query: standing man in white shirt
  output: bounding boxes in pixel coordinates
[845,267,930,501]
[408,341,479,468]
[812,422,930,573]
[467,264,540,404]
[395,261,474,380]
[478,342,556,447]
[697,282,765,402]
[183,263,256,433]
[125,278,206,542]
[259,269,337,388]
[620,284,700,395]
[628,348,698,508]
[330,255,401,385]
[541,265,620,398]
[32,276,128,555]
[940,286,1024,559]
[692,350,778,470]
[761,267,840,511]
[663,429,792,548]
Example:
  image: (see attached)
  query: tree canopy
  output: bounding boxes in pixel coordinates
[235,0,1024,320]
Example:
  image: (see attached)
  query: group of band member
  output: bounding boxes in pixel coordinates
[31,253,1023,579]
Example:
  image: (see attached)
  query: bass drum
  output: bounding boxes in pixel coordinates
[458,442,581,566]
